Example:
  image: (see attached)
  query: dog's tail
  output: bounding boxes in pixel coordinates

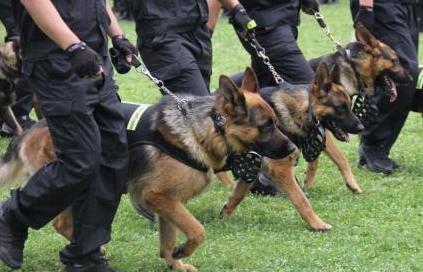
[0,133,26,187]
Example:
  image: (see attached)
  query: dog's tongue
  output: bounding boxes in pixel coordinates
[385,77,398,103]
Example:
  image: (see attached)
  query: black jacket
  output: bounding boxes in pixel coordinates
[240,0,301,27]
[131,0,208,37]
[12,0,110,61]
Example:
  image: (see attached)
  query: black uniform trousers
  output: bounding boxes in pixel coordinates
[138,25,212,96]
[0,0,18,39]
[6,55,128,264]
[235,24,314,87]
[351,1,420,150]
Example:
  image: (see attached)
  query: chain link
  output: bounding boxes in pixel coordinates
[313,12,344,52]
[131,55,188,113]
[245,33,284,85]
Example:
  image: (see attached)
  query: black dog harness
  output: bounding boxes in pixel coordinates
[122,102,210,172]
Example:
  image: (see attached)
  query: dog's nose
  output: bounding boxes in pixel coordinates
[356,122,365,132]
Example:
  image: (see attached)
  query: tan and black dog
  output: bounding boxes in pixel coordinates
[0,68,296,271]
[218,25,411,231]
[304,24,411,191]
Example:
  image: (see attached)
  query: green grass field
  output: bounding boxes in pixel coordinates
[1,2,422,271]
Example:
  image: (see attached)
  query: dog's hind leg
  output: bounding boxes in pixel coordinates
[263,152,332,231]
[304,159,319,191]
[324,132,362,194]
[219,180,253,219]
[215,171,236,188]
[52,207,74,242]
[159,217,197,272]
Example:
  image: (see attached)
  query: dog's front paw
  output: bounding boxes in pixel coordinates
[167,260,197,272]
[310,221,332,232]
[346,183,363,194]
[219,204,233,219]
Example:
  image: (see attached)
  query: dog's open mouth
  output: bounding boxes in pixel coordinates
[324,120,350,143]
[383,76,397,103]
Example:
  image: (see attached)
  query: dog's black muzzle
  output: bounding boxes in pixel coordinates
[322,113,364,142]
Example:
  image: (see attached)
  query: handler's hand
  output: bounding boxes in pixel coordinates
[355,5,375,31]
[301,0,319,15]
[66,42,102,78]
[112,35,138,64]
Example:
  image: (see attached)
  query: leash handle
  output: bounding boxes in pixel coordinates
[131,55,188,114]
[244,33,284,85]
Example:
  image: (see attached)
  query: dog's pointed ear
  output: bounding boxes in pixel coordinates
[330,63,342,85]
[241,67,259,93]
[355,23,378,47]
[314,62,332,95]
[218,75,247,115]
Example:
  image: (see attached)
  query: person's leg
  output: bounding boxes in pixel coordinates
[60,69,128,267]
[247,24,314,87]
[138,32,210,96]
[0,0,18,40]
[352,3,419,173]
[0,58,103,269]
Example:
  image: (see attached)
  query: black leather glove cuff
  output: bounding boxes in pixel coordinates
[228,4,256,35]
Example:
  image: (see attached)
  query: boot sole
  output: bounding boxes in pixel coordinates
[357,158,393,175]
[0,246,21,269]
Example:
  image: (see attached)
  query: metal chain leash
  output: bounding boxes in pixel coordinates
[131,55,188,114]
[313,11,344,53]
[244,33,284,85]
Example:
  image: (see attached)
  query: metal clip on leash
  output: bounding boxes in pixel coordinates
[130,55,188,114]
[244,32,284,85]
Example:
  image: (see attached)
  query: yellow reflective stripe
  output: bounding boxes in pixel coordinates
[127,104,149,131]
[247,20,257,30]
[417,68,423,90]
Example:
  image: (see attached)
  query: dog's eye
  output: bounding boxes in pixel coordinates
[336,105,347,113]
[259,120,274,133]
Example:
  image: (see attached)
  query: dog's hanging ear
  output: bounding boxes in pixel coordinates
[241,67,259,94]
[218,75,247,115]
[355,23,378,48]
[314,62,332,96]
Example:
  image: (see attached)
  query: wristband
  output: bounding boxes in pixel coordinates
[65,42,87,55]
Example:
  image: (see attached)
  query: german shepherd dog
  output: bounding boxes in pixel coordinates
[0,41,24,135]
[0,68,295,271]
[304,24,411,191]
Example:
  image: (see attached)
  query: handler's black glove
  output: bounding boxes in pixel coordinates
[355,5,374,31]
[301,0,319,15]
[228,4,257,38]
[66,42,102,78]
[110,35,138,74]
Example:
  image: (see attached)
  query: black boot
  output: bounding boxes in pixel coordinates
[250,173,282,197]
[65,257,117,272]
[0,202,28,269]
[358,144,394,174]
